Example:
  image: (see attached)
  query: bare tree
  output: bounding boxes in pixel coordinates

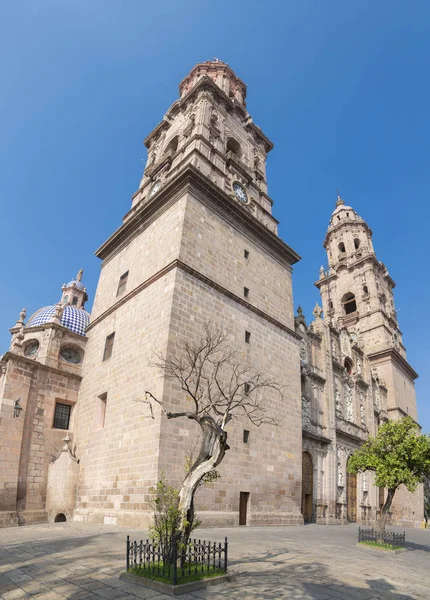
[142,323,285,549]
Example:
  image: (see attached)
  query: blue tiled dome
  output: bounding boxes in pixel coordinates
[28,305,90,336]
[66,279,86,291]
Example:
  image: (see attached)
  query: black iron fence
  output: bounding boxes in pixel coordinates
[358,527,405,547]
[126,536,228,585]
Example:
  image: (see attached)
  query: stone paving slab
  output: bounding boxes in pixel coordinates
[0,523,429,599]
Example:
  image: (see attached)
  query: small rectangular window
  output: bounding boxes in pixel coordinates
[117,271,129,296]
[53,402,72,430]
[96,393,107,429]
[244,382,251,394]
[243,430,250,443]
[244,249,249,259]
[245,331,251,344]
[103,333,115,361]
[244,287,249,298]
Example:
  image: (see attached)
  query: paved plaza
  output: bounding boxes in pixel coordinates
[0,523,429,600]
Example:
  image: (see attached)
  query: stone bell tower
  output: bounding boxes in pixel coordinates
[316,194,418,422]
[316,194,422,524]
[73,60,303,527]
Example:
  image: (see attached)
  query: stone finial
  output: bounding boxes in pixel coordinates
[297,306,303,316]
[77,269,84,282]
[319,265,325,279]
[13,307,26,328]
[336,189,345,207]
[313,302,323,319]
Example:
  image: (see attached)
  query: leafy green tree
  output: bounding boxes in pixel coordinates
[347,416,430,536]
[424,477,430,523]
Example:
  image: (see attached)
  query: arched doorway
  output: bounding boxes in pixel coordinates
[301,451,313,523]
[346,457,357,522]
[54,513,66,523]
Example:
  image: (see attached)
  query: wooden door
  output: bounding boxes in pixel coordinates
[301,452,313,523]
[239,492,249,525]
[347,470,357,522]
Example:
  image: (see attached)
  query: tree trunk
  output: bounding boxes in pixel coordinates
[177,415,229,549]
[377,487,396,539]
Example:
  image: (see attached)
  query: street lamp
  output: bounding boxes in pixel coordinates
[13,399,23,418]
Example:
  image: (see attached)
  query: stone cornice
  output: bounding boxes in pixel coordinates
[323,218,373,247]
[23,322,88,343]
[367,348,419,380]
[387,407,420,427]
[143,76,273,153]
[96,164,300,267]
[87,259,301,341]
[303,429,332,444]
[2,351,83,381]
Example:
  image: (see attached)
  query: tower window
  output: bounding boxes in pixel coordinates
[226,137,242,159]
[244,249,249,259]
[354,238,360,249]
[72,296,78,306]
[165,136,179,154]
[338,242,346,254]
[103,333,115,361]
[53,402,72,430]
[363,285,369,295]
[117,271,129,296]
[243,430,250,443]
[344,358,353,375]
[245,331,251,344]
[244,287,249,298]
[341,292,357,315]
[244,382,251,394]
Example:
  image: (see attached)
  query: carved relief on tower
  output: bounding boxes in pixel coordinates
[344,382,354,422]
[340,329,351,358]
[334,377,342,416]
[302,395,311,431]
[360,391,366,426]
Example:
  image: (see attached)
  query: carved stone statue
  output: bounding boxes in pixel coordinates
[362,472,368,492]
[360,395,366,425]
[335,383,342,414]
[340,330,351,357]
[344,384,353,421]
[313,302,323,319]
[337,461,344,487]
[374,385,381,411]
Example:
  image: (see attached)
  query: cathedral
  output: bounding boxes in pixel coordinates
[0,60,423,529]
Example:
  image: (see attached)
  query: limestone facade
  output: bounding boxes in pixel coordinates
[0,60,423,529]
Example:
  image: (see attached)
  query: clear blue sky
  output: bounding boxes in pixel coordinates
[1,1,429,431]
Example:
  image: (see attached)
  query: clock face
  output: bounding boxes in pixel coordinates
[232,182,248,204]
[60,347,82,364]
[149,181,161,198]
[24,341,39,357]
